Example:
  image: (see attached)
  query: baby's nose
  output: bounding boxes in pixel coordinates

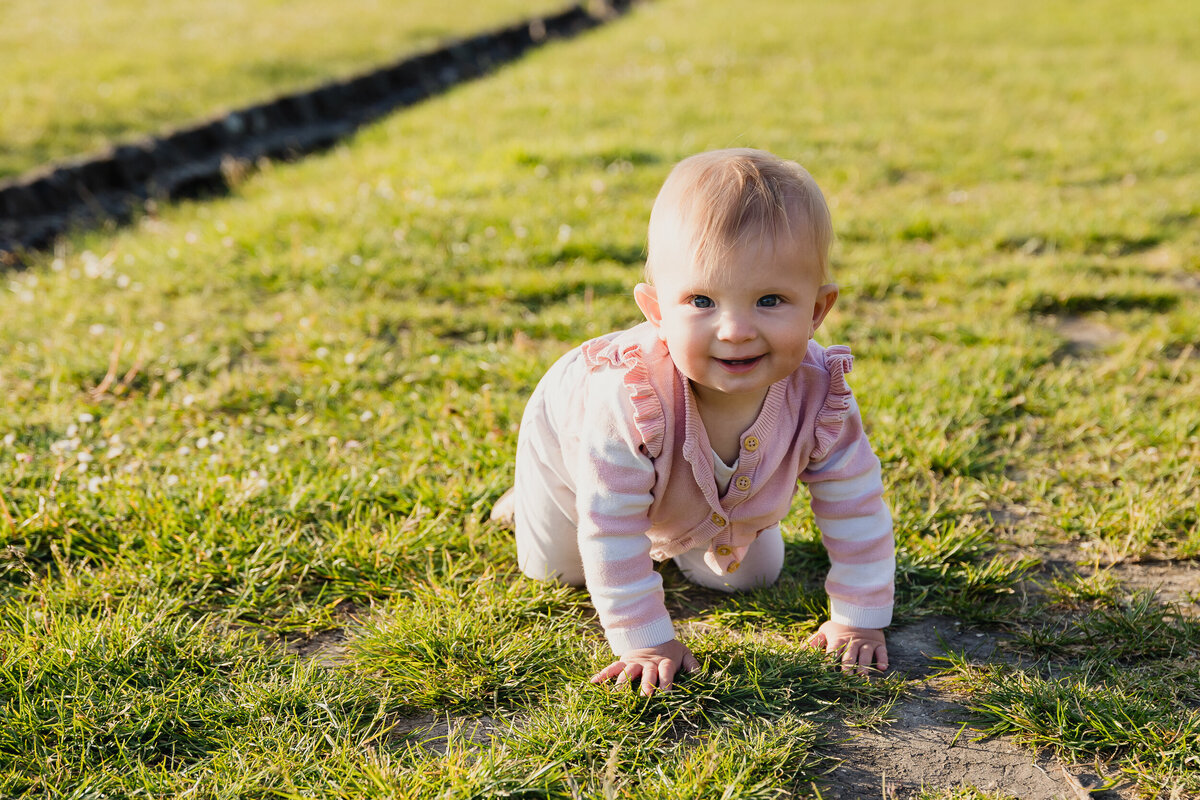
[716,313,755,341]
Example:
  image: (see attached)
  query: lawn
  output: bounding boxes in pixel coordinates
[0,0,569,180]
[2,0,1199,797]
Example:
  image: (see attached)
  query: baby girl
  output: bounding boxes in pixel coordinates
[493,148,894,695]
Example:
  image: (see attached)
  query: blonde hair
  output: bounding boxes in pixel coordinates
[646,148,834,283]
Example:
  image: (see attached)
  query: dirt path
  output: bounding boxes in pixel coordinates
[817,616,1131,799]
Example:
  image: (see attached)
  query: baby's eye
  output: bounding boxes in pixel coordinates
[689,295,714,309]
[757,294,783,307]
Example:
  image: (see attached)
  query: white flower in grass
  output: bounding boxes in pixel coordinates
[77,452,93,463]
[266,443,280,455]
[89,324,106,336]
[196,437,209,449]
[211,431,225,444]
[105,446,123,460]
[359,411,373,422]
[344,352,356,365]
[165,474,180,487]
[87,476,106,493]
[177,445,191,456]
[66,424,79,437]
[217,475,233,486]
[315,347,329,359]
[2,433,14,447]
[78,412,94,424]
[182,394,195,407]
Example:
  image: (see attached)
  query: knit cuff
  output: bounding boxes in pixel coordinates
[829,598,892,630]
[604,615,677,656]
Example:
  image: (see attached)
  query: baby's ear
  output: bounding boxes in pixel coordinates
[634,283,662,327]
[810,284,839,336]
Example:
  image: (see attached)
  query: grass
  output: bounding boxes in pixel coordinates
[2,0,1199,796]
[0,0,571,179]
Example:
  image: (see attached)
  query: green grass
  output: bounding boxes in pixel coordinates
[0,0,571,179]
[2,0,1199,796]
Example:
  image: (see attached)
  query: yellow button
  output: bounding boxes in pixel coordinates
[734,476,752,491]
[711,512,726,526]
[726,560,741,573]
[716,545,732,556]
[743,436,760,452]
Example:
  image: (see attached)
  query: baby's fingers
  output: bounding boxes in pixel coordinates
[839,642,887,676]
[590,661,628,684]
[874,643,889,672]
[841,642,874,674]
[639,663,660,696]
[616,662,643,688]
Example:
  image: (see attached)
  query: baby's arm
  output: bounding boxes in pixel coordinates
[573,372,694,694]
[801,394,895,673]
[577,479,698,694]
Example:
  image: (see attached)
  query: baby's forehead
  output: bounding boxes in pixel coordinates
[654,229,822,284]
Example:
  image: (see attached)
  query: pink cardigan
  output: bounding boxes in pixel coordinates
[527,321,894,653]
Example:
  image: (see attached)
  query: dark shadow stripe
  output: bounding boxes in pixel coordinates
[0,0,633,266]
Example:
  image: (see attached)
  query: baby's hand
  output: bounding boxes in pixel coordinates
[591,639,700,696]
[804,620,888,676]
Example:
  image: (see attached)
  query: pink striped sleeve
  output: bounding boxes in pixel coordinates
[574,369,675,655]
[802,394,895,629]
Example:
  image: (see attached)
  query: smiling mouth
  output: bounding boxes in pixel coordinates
[716,355,764,372]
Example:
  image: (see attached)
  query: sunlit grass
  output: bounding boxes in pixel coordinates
[2,0,1198,795]
[0,0,570,178]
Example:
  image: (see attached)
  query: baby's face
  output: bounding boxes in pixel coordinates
[639,233,835,408]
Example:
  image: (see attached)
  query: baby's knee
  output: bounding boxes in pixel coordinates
[518,558,586,588]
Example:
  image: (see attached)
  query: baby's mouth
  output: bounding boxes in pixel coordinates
[716,355,764,371]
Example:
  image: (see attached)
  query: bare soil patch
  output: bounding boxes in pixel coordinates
[1032,541,1200,614]
[819,617,1132,799]
[284,628,349,666]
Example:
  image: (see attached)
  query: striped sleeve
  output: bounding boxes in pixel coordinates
[800,395,895,629]
[574,370,674,655]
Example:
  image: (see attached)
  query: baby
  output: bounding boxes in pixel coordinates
[493,148,894,695]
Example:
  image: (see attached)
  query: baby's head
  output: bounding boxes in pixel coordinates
[645,148,834,287]
[635,150,840,403]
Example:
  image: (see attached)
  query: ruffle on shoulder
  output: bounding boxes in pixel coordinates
[812,344,855,462]
[581,337,666,458]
